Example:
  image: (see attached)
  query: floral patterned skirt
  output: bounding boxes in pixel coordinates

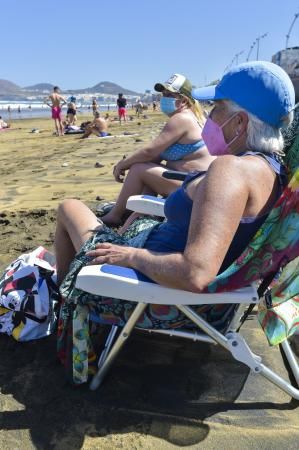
[57,217,236,384]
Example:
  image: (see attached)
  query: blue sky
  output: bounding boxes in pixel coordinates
[1,0,298,93]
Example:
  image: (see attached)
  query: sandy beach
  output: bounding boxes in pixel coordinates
[0,110,164,270]
[0,112,298,450]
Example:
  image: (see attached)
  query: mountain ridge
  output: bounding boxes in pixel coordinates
[0,79,140,97]
[24,83,55,91]
[0,79,22,95]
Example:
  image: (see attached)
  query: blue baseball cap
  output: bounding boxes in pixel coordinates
[192,61,295,128]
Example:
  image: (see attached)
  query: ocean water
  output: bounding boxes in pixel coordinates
[0,102,119,120]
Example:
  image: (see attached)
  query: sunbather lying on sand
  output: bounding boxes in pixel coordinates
[0,116,10,129]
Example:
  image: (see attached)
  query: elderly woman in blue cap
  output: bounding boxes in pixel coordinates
[55,61,294,296]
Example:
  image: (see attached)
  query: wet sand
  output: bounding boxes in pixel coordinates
[0,112,298,449]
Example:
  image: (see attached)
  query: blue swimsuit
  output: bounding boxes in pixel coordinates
[144,152,287,273]
[160,139,205,161]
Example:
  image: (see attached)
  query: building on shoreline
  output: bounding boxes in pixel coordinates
[272,47,299,100]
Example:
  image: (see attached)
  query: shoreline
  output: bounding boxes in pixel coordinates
[0,105,119,121]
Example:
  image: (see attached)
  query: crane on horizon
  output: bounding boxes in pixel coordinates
[246,41,256,61]
[285,11,299,49]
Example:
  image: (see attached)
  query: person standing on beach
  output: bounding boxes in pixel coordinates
[92,98,98,117]
[66,101,77,125]
[135,98,143,117]
[117,93,127,124]
[46,86,67,136]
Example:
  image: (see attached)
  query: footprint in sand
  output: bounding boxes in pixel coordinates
[0,219,10,226]
[51,191,66,200]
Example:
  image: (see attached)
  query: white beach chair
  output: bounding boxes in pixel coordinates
[74,166,299,399]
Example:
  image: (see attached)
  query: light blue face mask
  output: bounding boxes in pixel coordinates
[160,97,177,115]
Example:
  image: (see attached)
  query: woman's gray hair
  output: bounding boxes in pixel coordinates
[224,100,294,155]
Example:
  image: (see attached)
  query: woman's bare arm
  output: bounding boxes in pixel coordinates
[88,157,249,292]
[129,157,248,290]
[113,114,190,181]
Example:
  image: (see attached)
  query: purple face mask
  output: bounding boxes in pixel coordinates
[202,114,239,156]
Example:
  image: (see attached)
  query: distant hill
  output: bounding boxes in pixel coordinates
[68,81,140,96]
[85,81,139,96]
[24,83,55,92]
[0,79,22,95]
[0,79,140,97]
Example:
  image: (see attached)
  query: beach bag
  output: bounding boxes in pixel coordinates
[0,246,59,341]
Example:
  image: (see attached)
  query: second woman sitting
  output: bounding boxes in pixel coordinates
[101,73,214,227]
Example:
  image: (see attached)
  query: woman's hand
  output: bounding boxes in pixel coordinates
[113,159,127,182]
[85,243,135,267]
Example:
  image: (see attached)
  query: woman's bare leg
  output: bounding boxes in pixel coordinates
[118,182,166,234]
[55,199,101,285]
[101,162,182,226]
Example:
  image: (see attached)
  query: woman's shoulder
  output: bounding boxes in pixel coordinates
[207,154,254,179]
[212,153,281,186]
[192,157,249,205]
[168,110,198,127]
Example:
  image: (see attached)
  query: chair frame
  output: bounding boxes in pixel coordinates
[76,264,299,399]
[74,183,299,399]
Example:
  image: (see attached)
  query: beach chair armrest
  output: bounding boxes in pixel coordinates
[76,264,259,306]
[162,170,188,181]
[126,195,165,217]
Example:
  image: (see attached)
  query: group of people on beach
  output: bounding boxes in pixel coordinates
[56,64,296,282]
[45,87,78,136]
[3,61,296,383]
[45,85,160,138]
[51,60,299,384]
[46,87,132,136]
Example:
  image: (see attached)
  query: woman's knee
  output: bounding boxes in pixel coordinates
[129,162,155,178]
[57,199,84,222]
[133,161,154,171]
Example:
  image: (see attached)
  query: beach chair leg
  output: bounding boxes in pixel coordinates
[258,363,299,399]
[97,325,119,369]
[177,305,299,399]
[280,339,299,386]
[227,304,250,332]
[89,302,147,391]
[225,334,299,400]
[176,304,231,349]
